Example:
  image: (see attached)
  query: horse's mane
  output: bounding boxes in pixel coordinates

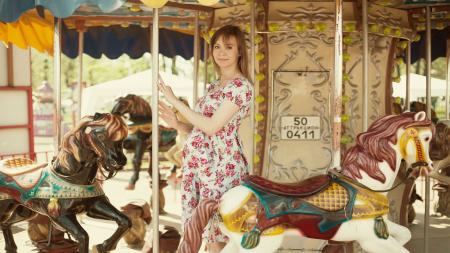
[125,94,152,118]
[341,112,432,183]
[56,114,128,171]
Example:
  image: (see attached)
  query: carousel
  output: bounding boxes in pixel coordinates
[1,0,450,253]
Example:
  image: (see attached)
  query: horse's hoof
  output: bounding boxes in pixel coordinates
[125,184,135,190]
[92,245,105,253]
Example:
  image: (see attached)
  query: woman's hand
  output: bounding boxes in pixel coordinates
[158,101,179,129]
[158,75,178,105]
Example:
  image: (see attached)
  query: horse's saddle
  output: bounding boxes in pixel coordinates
[0,158,47,190]
[244,175,331,197]
[243,174,358,233]
[128,122,152,134]
[145,127,178,149]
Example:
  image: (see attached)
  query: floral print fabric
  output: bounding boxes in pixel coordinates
[181,77,253,243]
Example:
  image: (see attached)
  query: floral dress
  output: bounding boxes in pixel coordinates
[181,77,253,243]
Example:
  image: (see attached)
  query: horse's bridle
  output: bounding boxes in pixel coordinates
[399,127,430,177]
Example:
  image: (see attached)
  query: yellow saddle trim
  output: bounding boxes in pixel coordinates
[221,192,284,236]
[128,123,152,134]
[0,158,47,177]
[338,177,389,219]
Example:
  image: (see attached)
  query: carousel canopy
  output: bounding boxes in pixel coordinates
[0,0,215,59]
[1,0,450,61]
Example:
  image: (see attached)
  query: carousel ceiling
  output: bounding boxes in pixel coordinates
[1,0,450,61]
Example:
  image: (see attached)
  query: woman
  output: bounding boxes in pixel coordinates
[158,25,253,253]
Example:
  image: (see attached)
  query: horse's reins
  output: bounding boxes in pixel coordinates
[330,160,413,193]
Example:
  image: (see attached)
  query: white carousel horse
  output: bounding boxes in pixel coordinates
[178,112,434,253]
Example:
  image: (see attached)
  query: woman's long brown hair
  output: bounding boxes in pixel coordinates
[210,25,249,79]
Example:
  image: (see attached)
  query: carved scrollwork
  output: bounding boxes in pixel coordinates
[368,7,402,27]
[217,7,249,26]
[277,4,334,24]
[270,32,334,47]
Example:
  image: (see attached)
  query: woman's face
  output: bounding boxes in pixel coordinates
[212,36,240,71]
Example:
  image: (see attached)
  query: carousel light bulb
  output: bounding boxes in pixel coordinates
[140,0,168,8]
[396,57,404,65]
[413,34,421,42]
[341,114,350,122]
[343,36,353,45]
[129,4,142,12]
[342,95,350,104]
[255,52,265,61]
[399,41,408,49]
[254,155,260,164]
[315,23,327,32]
[417,24,426,31]
[254,134,262,143]
[343,53,351,62]
[383,26,392,35]
[340,135,352,145]
[343,73,350,82]
[198,0,220,6]
[255,113,264,122]
[256,73,265,81]
[393,76,401,83]
[268,23,280,32]
[370,24,379,33]
[394,28,402,37]
[209,29,215,38]
[255,94,265,103]
[245,23,251,33]
[395,97,402,104]
[255,34,263,44]
[344,23,356,32]
[295,23,307,32]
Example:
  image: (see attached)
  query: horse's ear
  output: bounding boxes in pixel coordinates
[414,111,426,121]
[93,113,103,120]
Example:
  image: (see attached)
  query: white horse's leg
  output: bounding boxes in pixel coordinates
[358,237,409,253]
[385,220,411,245]
[220,240,239,253]
[332,218,409,253]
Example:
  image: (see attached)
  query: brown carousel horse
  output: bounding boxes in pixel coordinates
[111,94,177,190]
[0,113,131,253]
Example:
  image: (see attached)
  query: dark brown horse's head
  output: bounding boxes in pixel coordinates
[430,122,450,161]
[410,101,439,124]
[55,113,128,181]
[111,94,152,123]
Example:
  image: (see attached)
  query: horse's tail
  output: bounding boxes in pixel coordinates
[177,199,218,253]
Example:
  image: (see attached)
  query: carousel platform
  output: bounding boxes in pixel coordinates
[2,169,450,253]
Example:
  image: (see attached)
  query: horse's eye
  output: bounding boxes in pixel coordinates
[97,133,106,140]
[424,137,430,142]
